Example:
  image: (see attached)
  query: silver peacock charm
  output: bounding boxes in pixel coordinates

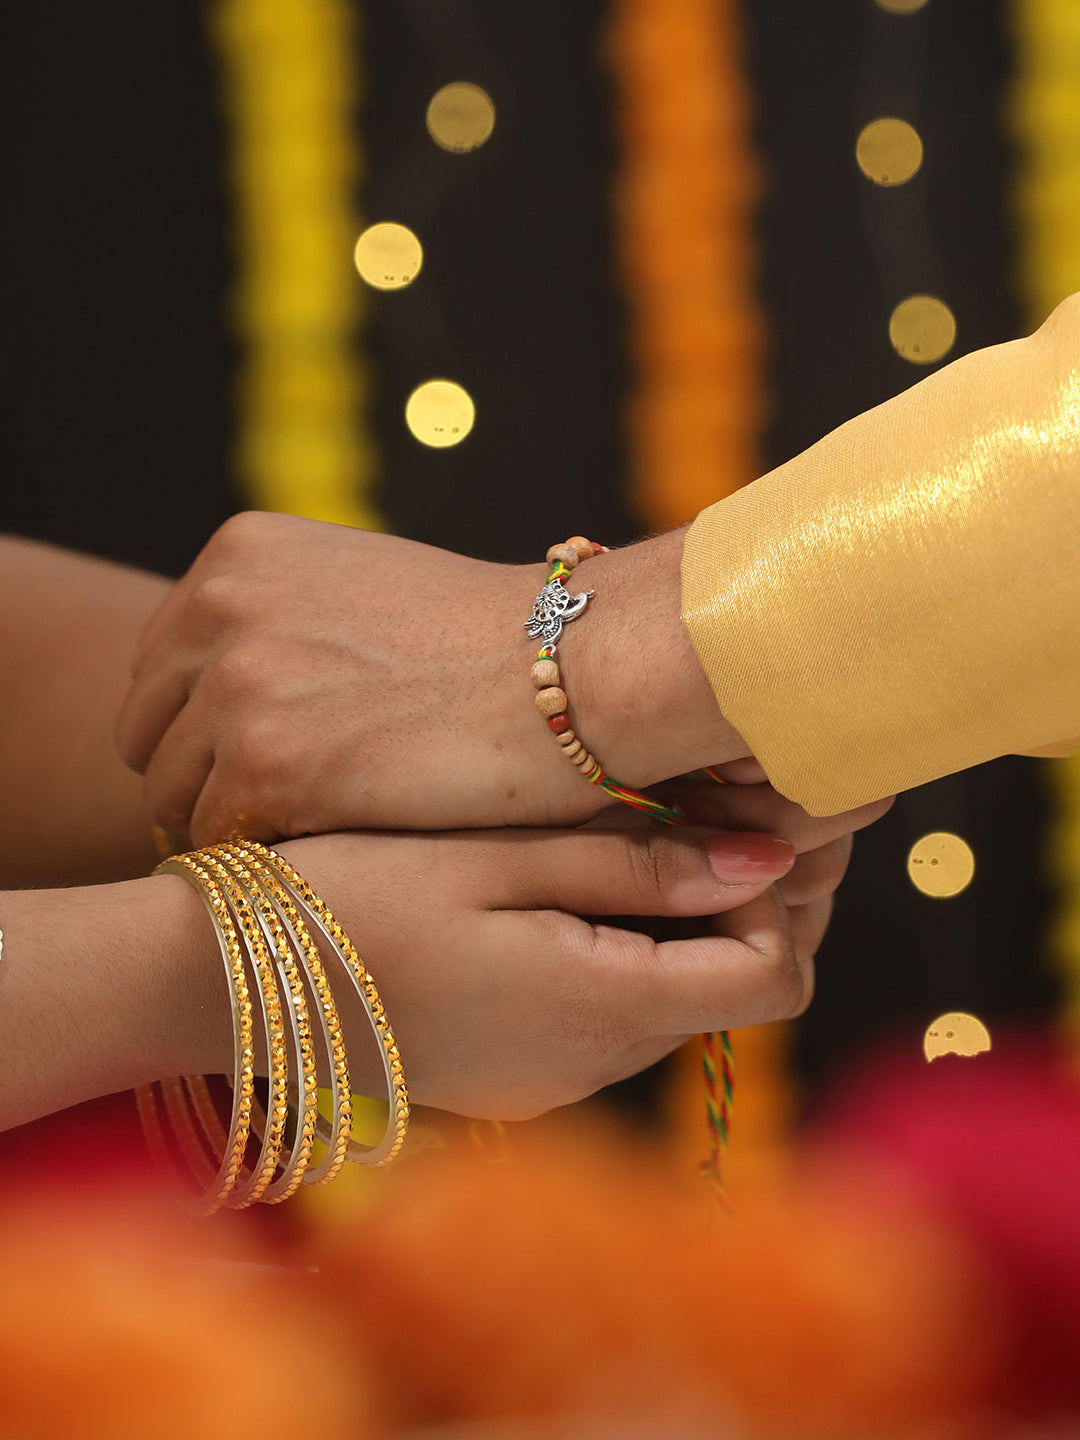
[524,579,593,649]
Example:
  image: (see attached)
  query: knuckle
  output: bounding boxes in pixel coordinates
[189,573,248,631]
[207,645,271,705]
[225,717,284,789]
[144,776,194,837]
[748,918,808,1022]
[577,924,654,1049]
[207,510,275,562]
[786,961,815,1018]
[624,832,673,901]
[818,836,853,894]
[772,946,809,1020]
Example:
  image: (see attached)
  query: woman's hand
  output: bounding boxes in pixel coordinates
[115,514,747,844]
[0,813,863,1130]
[272,809,862,1120]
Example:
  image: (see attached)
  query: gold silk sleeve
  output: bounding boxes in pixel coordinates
[681,296,1080,816]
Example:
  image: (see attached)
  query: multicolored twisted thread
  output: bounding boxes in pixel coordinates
[536,547,733,1200]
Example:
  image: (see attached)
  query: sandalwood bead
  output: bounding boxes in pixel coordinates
[546,543,579,570]
[556,729,578,746]
[565,536,594,562]
[535,686,567,718]
[532,659,561,689]
[573,751,594,769]
[562,739,582,759]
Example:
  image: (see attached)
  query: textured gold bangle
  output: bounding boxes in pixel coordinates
[140,855,256,1214]
[158,1074,220,1192]
[181,1074,231,1163]
[139,843,407,1207]
[220,843,353,1193]
[242,842,409,1168]
[190,850,292,1208]
[210,845,321,1204]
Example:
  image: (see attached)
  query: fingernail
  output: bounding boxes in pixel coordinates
[707,832,795,884]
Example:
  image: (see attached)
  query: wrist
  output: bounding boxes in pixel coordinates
[562,528,750,788]
[0,876,230,1131]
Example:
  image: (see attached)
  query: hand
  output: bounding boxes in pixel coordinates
[271,821,832,1120]
[116,514,748,844]
[0,802,869,1130]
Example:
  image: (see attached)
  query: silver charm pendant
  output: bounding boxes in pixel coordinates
[524,580,593,648]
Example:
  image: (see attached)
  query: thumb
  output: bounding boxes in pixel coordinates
[496,826,795,917]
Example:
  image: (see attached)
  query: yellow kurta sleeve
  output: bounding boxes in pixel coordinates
[681,296,1080,816]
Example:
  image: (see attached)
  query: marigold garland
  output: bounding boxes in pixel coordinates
[212,0,382,530]
[605,0,766,530]
[606,0,794,1188]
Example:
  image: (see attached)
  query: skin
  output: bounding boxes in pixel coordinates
[115,517,748,844]
[0,533,885,1134]
[0,804,878,1131]
[0,537,168,885]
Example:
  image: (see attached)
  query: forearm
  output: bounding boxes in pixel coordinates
[0,874,228,1131]
[0,537,169,885]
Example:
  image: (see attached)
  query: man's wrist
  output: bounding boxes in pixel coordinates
[563,527,750,788]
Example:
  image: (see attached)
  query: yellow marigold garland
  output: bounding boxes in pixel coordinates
[212,0,382,530]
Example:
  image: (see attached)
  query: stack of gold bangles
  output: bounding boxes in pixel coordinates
[136,841,408,1213]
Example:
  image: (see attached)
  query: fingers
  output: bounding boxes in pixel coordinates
[115,626,195,776]
[776,833,852,907]
[484,826,795,917]
[787,893,833,969]
[117,517,271,774]
[703,757,769,785]
[601,887,811,1035]
[141,704,215,838]
[189,760,284,847]
[675,779,892,853]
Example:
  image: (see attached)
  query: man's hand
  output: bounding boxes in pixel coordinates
[117,514,748,844]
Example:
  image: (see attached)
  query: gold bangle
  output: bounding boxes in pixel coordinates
[210,846,320,1203]
[189,850,292,1208]
[158,1074,220,1193]
[219,843,353,1193]
[139,855,256,1214]
[241,842,409,1168]
[139,843,408,1206]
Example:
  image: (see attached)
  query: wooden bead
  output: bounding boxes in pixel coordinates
[548,714,571,735]
[562,739,582,760]
[565,536,594,563]
[546,543,579,570]
[555,729,577,746]
[531,659,561,690]
[573,750,594,769]
[535,686,567,718]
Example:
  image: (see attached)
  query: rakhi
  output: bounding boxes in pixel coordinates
[525,537,733,1201]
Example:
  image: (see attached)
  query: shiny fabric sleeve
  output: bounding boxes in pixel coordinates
[681,295,1080,816]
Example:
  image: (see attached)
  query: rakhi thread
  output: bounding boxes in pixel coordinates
[526,536,732,1199]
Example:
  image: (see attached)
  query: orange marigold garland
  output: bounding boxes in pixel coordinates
[606,0,789,1196]
[605,0,766,528]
